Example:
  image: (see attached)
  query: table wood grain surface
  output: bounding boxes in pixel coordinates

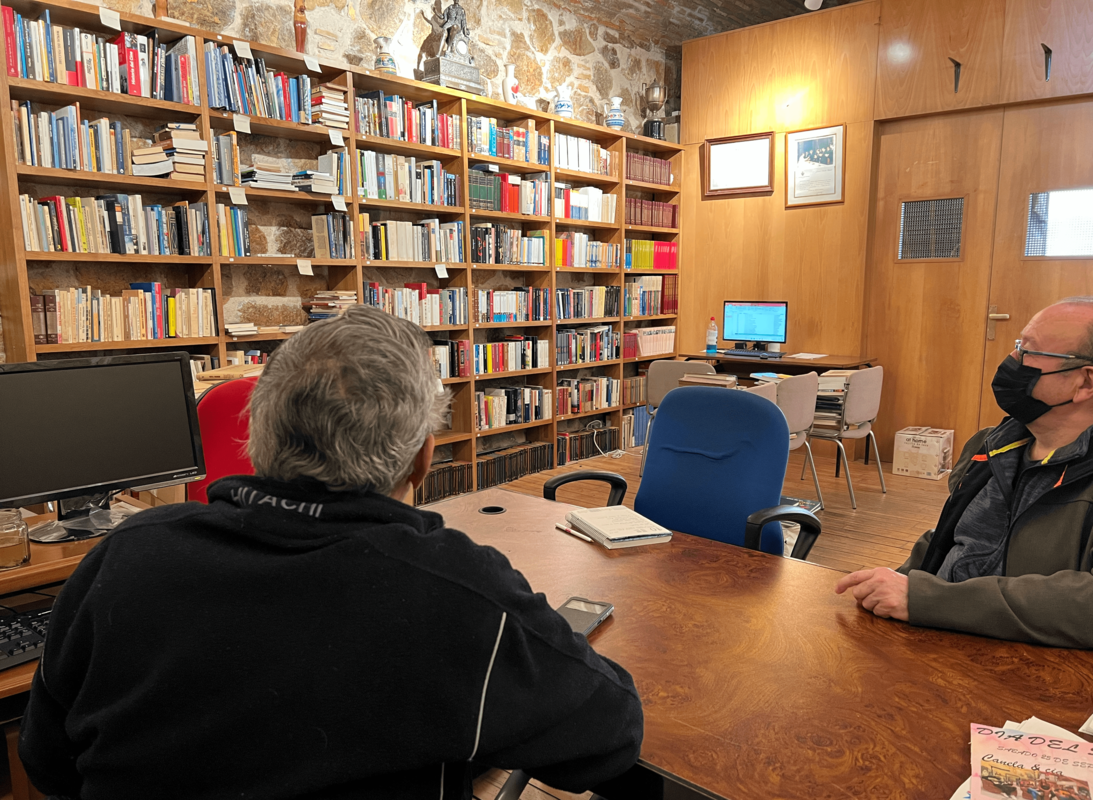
[678,353,877,372]
[427,488,1093,800]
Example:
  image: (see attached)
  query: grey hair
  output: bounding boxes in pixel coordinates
[1054,296,1093,359]
[248,305,448,494]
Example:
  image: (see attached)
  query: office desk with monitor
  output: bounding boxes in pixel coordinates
[679,353,877,375]
[428,487,1093,800]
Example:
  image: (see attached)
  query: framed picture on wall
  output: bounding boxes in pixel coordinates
[703,132,775,197]
[785,124,846,208]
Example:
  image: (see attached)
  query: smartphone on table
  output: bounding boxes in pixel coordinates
[555,597,614,637]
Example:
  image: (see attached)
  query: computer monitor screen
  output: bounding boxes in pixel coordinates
[722,302,788,344]
[0,353,205,507]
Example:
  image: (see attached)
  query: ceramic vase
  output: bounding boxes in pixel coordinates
[553,85,574,117]
[374,37,398,75]
[502,64,520,104]
[604,96,625,130]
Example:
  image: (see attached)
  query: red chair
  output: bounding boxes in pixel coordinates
[186,377,259,503]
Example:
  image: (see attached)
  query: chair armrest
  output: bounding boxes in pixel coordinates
[495,770,531,800]
[542,470,627,507]
[744,505,822,559]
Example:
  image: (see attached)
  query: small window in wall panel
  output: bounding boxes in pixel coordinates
[898,198,965,260]
[1026,189,1093,257]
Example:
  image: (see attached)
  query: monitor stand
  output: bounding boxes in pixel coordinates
[733,342,769,352]
[29,492,135,543]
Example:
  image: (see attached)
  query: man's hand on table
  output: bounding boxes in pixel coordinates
[835,568,909,621]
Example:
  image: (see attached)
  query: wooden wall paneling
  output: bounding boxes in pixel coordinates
[874,0,1006,120]
[863,109,1004,460]
[1000,0,1093,104]
[977,97,1093,428]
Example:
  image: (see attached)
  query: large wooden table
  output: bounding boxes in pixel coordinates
[679,352,877,375]
[428,488,1093,800]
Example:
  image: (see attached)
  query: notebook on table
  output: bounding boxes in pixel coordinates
[564,506,672,549]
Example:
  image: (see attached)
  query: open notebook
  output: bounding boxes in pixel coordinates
[564,506,672,549]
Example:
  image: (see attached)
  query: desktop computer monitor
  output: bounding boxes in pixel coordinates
[0,352,205,509]
[722,301,788,345]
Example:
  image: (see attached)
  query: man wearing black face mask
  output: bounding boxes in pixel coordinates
[835,297,1093,648]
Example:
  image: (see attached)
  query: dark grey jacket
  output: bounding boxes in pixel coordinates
[898,420,1093,648]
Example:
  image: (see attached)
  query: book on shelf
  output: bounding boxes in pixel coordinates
[2,9,199,104]
[11,102,135,175]
[224,348,266,366]
[20,193,211,255]
[475,441,554,491]
[474,287,550,323]
[428,338,471,379]
[414,459,473,505]
[302,290,358,322]
[473,336,549,375]
[130,122,207,181]
[624,274,678,316]
[623,326,675,358]
[621,411,635,449]
[311,212,354,259]
[355,92,461,150]
[224,321,258,336]
[555,233,619,269]
[356,150,459,206]
[468,167,549,215]
[362,216,464,263]
[470,223,546,266]
[466,116,548,165]
[625,151,672,186]
[311,83,350,129]
[565,506,672,549]
[216,203,251,256]
[212,131,241,186]
[553,184,617,223]
[625,198,678,228]
[363,283,467,328]
[475,384,552,430]
[241,155,296,191]
[555,285,620,320]
[622,374,647,406]
[553,134,616,177]
[32,284,216,344]
[625,239,678,270]
[204,43,312,123]
[557,376,620,416]
[557,426,620,466]
[555,325,621,367]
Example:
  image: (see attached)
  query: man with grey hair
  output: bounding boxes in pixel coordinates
[18,306,646,799]
[837,297,1093,648]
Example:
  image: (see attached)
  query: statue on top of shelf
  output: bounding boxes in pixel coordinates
[420,0,486,95]
[294,0,307,54]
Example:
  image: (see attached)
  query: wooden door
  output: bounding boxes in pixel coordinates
[978,98,1093,428]
[863,109,1004,459]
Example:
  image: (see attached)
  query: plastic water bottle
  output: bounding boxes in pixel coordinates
[706,316,718,354]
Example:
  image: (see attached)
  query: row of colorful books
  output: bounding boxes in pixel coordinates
[362,217,464,263]
[623,275,679,317]
[362,283,468,328]
[475,385,553,430]
[554,134,616,177]
[301,290,358,322]
[357,151,460,206]
[470,223,546,266]
[28,284,217,344]
[623,325,675,358]
[473,336,550,375]
[429,338,471,379]
[311,212,355,260]
[556,325,621,367]
[2,9,199,104]
[356,93,461,150]
[468,169,550,215]
[556,285,621,320]
[625,198,678,228]
[216,204,251,257]
[204,45,314,123]
[554,184,617,223]
[474,288,550,323]
[557,376,620,416]
[624,239,678,270]
[556,234,620,269]
[466,116,549,165]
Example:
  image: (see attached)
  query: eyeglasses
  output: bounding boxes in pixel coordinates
[1014,339,1093,366]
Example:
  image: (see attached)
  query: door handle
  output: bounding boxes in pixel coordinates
[987,306,1010,340]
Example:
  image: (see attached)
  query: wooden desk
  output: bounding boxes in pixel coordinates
[679,352,877,375]
[427,488,1093,800]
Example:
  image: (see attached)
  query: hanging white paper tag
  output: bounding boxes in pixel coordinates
[233,40,253,60]
[435,264,448,278]
[332,195,347,212]
[232,114,251,134]
[304,55,320,73]
[228,187,247,205]
[296,258,314,275]
[99,8,121,30]
[329,128,344,146]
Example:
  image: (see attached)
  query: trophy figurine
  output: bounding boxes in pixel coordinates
[642,80,666,140]
[420,0,486,95]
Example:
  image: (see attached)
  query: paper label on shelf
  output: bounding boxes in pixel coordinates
[228,186,247,205]
[435,264,448,278]
[332,195,347,212]
[233,40,253,60]
[296,258,314,276]
[99,8,122,30]
[329,128,344,146]
[233,114,251,134]
[486,163,498,173]
[304,55,321,73]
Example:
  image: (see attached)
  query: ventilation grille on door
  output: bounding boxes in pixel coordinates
[1026,188,1093,257]
[898,198,965,260]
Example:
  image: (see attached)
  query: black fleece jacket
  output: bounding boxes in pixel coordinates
[18,475,643,799]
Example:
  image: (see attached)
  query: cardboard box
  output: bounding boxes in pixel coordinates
[892,427,954,480]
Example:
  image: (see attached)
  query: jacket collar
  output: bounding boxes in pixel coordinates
[985,417,1093,477]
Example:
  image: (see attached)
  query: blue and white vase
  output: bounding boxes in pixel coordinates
[604,96,624,130]
[553,85,574,118]
[374,37,397,75]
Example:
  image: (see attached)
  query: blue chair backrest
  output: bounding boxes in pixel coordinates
[634,387,790,554]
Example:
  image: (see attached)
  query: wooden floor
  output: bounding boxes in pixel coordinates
[502,443,952,573]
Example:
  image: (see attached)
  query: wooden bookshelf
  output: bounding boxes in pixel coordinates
[0,0,684,496]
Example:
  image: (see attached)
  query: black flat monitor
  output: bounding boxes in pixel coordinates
[0,352,205,508]
[722,301,788,345]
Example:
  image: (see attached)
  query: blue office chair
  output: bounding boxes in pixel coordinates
[635,387,821,557]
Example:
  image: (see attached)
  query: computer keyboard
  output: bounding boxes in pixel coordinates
[717,349,783,359]
[0,608,50,670]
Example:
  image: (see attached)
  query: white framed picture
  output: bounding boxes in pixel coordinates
[785,124,846,208]
[703,132,774,197]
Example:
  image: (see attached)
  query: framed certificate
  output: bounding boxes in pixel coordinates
[785,124,846,208]
[703,132,774,197]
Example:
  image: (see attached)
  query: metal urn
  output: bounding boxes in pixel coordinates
[642,79,666,140]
